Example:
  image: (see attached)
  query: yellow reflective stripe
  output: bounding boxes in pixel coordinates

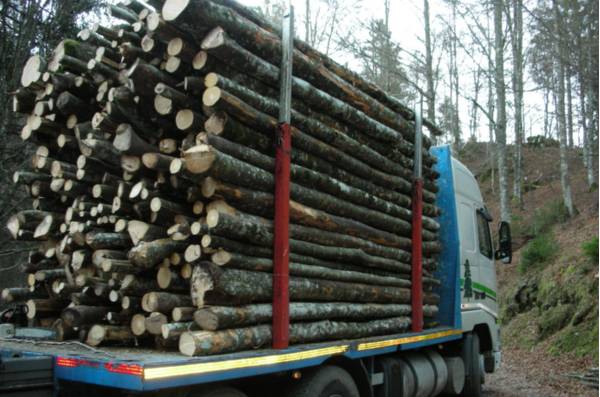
[144,330,463,380]
[144,345,348,380]
[356,329,463,351]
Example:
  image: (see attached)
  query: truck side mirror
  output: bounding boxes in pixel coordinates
[495,221,512,263]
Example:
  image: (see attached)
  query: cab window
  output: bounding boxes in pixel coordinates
[459,202,476,252]
[476,211,493,259]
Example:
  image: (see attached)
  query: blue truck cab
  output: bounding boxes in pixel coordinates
[0,145,510,397]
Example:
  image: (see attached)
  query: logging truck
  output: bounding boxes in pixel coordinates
[0,145,512,397]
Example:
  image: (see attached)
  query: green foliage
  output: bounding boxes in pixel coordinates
[548,317,599,360]
[525,199,569,238]
[581,237,599,262]
[537,303,576,339]
[518,233,558,273]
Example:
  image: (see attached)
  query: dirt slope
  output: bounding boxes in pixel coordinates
[457,141,598,396]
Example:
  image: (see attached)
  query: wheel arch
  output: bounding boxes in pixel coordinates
[323,356,373,397]
[472,323,493,353]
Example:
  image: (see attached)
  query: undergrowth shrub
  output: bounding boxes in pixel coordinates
[526,199,569,237]
[582,237,599,262]
[519,233,558,274]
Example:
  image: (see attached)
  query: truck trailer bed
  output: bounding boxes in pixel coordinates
[0,326,461,391]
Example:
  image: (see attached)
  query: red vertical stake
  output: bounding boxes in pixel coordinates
[272,5,293,349]
[272,123,291,349]
[411,178,424,332]
[411,104,424,333]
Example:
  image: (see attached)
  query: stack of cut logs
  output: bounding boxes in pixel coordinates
[2,0,444,356]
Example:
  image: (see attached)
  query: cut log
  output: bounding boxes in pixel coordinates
[145,312,168,335]
[85,231,131,250]
[127,220,166,245]
[205,210,412,272]
[131,313,147,336]
[157,266,188,291]
[26,299,65,319]
[185,146,438,239]
[86,325,134,346]
[211,250,410,287]
[172,306,196,322]
[179,316,411,356]
[190,262,439,307]
[142,292,192,313]
[161,321,196,339]
[113,123,156,155]
[61,305,112,328]
[193,302,439,331]
[1,287,45,303]
[129,238,187,268]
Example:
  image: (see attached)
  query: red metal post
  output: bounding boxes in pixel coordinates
[272,5,293,349]
[411,103,424,333]
[411,178,424,332]
[272,122,291,349]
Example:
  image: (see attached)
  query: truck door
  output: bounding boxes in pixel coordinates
[475,209,498,314]
[457,201,479,303]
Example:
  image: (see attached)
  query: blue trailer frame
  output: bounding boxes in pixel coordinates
[0,146,462,393]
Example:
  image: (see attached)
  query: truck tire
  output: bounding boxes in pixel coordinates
[189,386,248,397]
[285,365,360,397]
[461,333,483,397]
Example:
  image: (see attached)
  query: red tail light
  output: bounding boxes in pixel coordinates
[104,362,143,377]
[56,356,142,377]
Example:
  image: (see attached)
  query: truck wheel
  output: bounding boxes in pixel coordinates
[285,365,359,397]
[189,386,248,397]
[461,333,483,397]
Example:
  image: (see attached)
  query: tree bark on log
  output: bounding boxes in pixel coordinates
[177,15,425,147]
[179,316,411,356]
[61,305,112,328]
[210,250,410,287]
[142,291,193,313]
[86,325,134,346]
[202,176,440,255]
[194,302,438,331]
[145,312,168,335]
[201,86,435,195]
[189,0,440,138]
[203,73,438,185]
[201,234,439,278]
[128,238,187,268]
[197,133,440,229]
[191,262,439,307]
[203,112,438,208]
[204,210,413,272]
[184,145,438,240]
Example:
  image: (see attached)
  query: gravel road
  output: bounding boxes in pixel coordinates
[482,347,597,396]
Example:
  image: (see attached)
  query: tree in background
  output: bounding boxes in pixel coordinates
[339,1,416,104]
[508,0,524,208]
[423,0,437,135]
[437,96,461,145]
[494,0,510,223]
[552,0,575,216]
[0,0,101,261]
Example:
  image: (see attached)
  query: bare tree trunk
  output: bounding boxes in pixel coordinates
[585,86,597,187]
[423,0,436,139]
[494,0,510,222]
[305,0,310,43]
[452,1,460,148]
[566,73,574,148]
[544,89,550,138]
[553,0,575,216]
[469,69,481,142]
[487,11,496,195]
[447,1,461,148]
[511,0,524,208]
